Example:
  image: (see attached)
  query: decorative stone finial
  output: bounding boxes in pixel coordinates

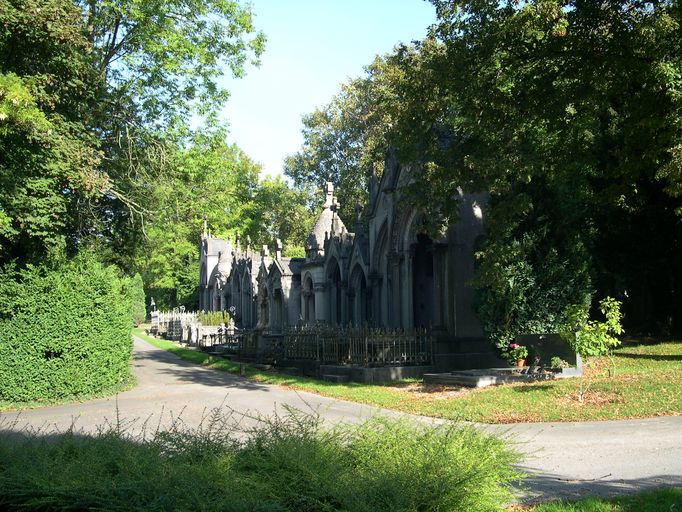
[261,245,269,258]
[274,238,283,259]
[202,216,208,239]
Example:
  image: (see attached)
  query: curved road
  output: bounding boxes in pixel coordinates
[1,337,680,503]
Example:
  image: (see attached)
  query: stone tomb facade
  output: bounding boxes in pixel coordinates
[198,156,495,369]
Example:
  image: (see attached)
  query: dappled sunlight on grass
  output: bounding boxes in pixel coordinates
[525,487,682,511]
[134,329,682,424]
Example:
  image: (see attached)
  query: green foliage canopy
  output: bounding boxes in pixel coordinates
[0,0,105,261]
[560,297,624,357]
[286,0,682,339]
[79,0,265,127]
[424,0,682,339]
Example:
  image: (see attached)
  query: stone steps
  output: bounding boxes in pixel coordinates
[322,374,350,383]
[423,372,508,388]
[424,368,563,388]
[205,351,233,359]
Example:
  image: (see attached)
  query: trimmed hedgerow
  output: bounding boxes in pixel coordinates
[124,273,146,327]
[0,254,133,402]
[0,410,523,511]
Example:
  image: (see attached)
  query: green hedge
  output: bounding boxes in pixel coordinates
[0,254,133,402]
[124,273,146,327]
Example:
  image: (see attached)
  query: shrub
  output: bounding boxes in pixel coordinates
[473,183,593,350]
[0,410,523,511]
[0,253,133,402]
[198,310,231,326]
[124,273,146,326]
[559,297,623,357]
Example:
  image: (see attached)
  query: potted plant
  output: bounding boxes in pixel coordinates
[502,342,529,367]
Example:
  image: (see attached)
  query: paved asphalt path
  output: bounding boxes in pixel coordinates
[2,336,681,503]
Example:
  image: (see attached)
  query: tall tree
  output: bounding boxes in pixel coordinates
[285,0,682,338]
[79,0,265,127]
[241,176,315,257]
[0,0,104,263]
[284,56,402,226]
[119,127,260,309]
[75,0,266,264]
[419,0,682,338]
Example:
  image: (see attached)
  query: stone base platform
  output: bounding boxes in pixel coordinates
[279,359,433,384]
[424,365,582,388]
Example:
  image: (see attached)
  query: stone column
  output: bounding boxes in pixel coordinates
[300,290,307,324]
[390,253,402,328]
[314,282,328,323]
[432,245,446,330]
[340,280,348,325]
[400,251,413,329]
[368,272,382,327]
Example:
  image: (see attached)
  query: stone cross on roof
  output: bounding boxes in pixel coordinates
[323,181,334,207]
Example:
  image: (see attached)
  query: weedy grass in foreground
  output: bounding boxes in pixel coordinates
[0,407,523,511]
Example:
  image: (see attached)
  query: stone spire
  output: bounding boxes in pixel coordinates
[354,203,365,237]
[305,181,347,259]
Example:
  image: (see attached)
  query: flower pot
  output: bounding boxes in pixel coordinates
[515,359,526,367]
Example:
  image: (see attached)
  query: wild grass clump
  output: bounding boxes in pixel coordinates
[0,408,523,511]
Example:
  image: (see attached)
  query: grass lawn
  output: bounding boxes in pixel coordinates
[133,328,682,424]
[521,487,682,511]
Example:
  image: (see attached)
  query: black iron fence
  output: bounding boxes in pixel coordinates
[198,329,259,358]
[283,325,432,367]
[148,312,432,367]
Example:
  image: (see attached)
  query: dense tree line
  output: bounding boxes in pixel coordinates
[2,0,680,337]
[285,0,682,340]
[0,0,315,310]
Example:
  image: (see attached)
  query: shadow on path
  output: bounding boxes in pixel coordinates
[520,470,682,503]
[133,338,272,392]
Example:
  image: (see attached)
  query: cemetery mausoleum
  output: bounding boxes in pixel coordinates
[198,154,497,370]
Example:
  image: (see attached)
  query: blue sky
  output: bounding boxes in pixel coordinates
[220,0,437,177]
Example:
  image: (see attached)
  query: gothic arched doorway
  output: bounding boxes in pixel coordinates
[412,234,434,328]
[327,258,342,325]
